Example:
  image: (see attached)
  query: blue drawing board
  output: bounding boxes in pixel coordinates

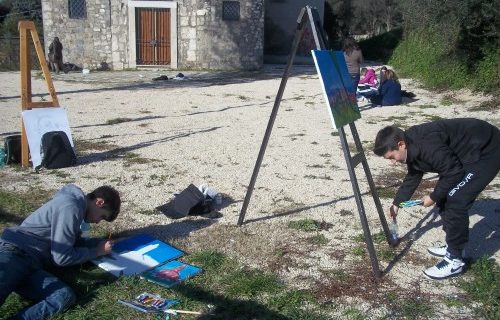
[311,50,361,128]
[92,234,184,277]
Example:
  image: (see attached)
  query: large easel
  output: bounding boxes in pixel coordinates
[237,6,391,278]
[18,20,60,167]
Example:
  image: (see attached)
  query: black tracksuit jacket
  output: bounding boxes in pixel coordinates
[393,118,499,206]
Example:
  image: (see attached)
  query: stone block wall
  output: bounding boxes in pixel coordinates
[177,0,264,70]
[42,0,128,69]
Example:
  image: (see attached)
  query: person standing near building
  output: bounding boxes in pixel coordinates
[342,37,364,89]
[48,37,64,74]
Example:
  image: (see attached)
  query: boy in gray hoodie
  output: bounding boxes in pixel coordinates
[0,184,121,319]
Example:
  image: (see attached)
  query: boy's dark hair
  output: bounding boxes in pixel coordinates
[373,126,406,156]
[87,186,121,221]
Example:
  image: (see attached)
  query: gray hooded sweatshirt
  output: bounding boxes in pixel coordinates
[1,184,100,267]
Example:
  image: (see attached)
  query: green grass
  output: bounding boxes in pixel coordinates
[469,98,498,112]
[106,117,133,125]
[416,104,438,109]
[287,219,320,232]
[308,234,329,246]
[376,187,397,199]
[0,187,53,229]
[0,248,332,319]
[352,246,366,257]
[440,94,463,106]
[390,296,435,319]
[459,257,499,319]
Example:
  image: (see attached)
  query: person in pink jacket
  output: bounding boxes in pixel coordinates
[359,67,378,87]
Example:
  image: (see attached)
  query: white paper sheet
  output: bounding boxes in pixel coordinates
[21,107,74,168]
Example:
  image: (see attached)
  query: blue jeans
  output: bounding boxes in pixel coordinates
[0,240,76,320]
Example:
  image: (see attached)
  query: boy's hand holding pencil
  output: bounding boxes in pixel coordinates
[96,232,114,256]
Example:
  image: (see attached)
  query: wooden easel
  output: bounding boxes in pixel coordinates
[18,20,60,167]
[237,6,391,278]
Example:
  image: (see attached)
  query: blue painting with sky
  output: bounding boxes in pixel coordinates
[311,50,361,128]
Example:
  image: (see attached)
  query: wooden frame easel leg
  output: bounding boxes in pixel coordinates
[18,20,60,168]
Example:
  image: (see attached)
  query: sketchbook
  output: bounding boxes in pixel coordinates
[92,234,184,277]
[142,260,202,288]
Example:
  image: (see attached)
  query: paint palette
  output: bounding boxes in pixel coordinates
[118,292,178,313]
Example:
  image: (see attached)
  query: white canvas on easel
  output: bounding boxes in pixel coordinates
[21,107,74,168]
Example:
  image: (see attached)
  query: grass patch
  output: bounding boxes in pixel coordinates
[106,117,133,125]
[377,187,397,199]
[424,115,444,121]
[0,249,330,319]
[0,187,53,229]
[440,94,463,106]
[46,170,71,179]
[469,99,498,112]
[352,246,366,257]
[308,234,329,246]
[303,174,333,180]
[122,152,154,166]
[342,307,366,320]
[388,295,435,319]
[459,257,499,319]
[417,104,438,109]
[386,115,410,122]
[288,219,321,232]
[74,139,119,152]
[339,209,353,216]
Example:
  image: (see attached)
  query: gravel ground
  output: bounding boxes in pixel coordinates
[0,66,498,318]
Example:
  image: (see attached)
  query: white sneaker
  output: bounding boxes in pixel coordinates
[427,245,465,258]
[427,244,447,257]
[423,255,465,280]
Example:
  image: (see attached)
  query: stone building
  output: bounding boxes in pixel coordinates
[41,0,265,70]
[41,0,323,70]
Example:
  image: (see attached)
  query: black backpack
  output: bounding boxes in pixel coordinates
[4,134,22,164]
[36,131,77,171]
[158,184,212,219]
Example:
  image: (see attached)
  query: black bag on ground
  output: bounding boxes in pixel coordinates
[159,184,212,219]
[4,134,22,164]
[36,131,76,171]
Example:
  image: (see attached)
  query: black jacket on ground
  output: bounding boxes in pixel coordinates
[393,118,499,205]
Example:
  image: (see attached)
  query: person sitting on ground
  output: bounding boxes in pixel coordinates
[370,69,402,106]
[378,66,388,84]
[0,184,121,319]
[373,118,499,280]
[359,67,378,87]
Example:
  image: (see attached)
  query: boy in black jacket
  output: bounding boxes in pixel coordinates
[373,118,499,279]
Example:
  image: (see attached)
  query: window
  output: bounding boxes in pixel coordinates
[222,1,240,21]
[68,0,87,19]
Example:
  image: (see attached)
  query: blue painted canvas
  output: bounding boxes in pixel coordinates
[311,50,361,128]
[142,260,202,288]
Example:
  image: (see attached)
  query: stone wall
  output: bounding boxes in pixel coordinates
[177,0,264,70]
[41,0,128,69]
[41,0,264,70]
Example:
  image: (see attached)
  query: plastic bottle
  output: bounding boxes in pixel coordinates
[80,221,91,238]
[388,218,399,246]
[0,148,5,168]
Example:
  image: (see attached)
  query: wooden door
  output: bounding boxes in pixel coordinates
[136,8,171,65]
